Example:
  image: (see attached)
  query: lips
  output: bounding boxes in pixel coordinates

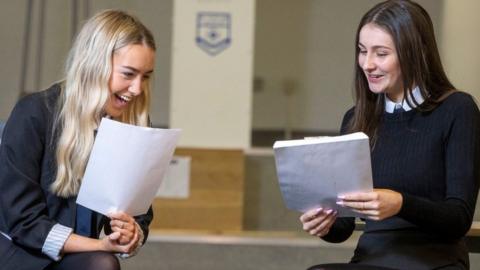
[114,93,132,104]
[367,73,384,83]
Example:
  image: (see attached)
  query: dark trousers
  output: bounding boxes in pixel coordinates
[307,264,397,270]
[46,251,120,270]
[307,263,465,270]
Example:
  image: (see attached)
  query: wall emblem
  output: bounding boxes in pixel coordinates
[196,12,231,56]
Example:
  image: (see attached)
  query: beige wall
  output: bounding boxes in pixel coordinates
[0,0,172,127]
[441,0,480,99]
[169,0,255,148]
[0,1,29,120]
[1,0,479,139]
[252,0,444,132]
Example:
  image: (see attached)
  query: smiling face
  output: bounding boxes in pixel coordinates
[105,44,155,118]
[358,23,403,102]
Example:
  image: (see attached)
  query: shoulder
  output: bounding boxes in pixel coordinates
[430,91,480,136]
[343,106,355,120]
[5,84,61,137]
[440,91,477,108]
[339,106,355,134]
[15,84,60,111]
[436,91,479,117]
[11,84,61,119]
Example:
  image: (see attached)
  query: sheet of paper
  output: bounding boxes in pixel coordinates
[77,118,181,216]
[273,132,373,217]
[156,155,191,199]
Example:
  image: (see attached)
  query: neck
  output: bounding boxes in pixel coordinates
[386,92,404,103]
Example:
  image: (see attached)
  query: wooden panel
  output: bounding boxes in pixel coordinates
[151,147,244,231]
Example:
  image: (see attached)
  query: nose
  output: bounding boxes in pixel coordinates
[128,77,143,96]
[362,53,375,71]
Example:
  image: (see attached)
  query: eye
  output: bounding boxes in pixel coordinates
[142,75,151,81]
[122,72,135,78]
[358,48,367,55]
[376,51,389,57]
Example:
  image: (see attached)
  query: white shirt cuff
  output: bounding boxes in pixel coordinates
[41,223,73,261]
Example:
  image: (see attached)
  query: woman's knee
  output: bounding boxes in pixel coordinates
[48,251,120,270]
[88,252,120,270]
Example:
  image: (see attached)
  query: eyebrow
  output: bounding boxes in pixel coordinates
[358,43,393,51]
[121,65,154,74]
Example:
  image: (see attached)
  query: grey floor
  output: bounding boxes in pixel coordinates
[121,232,358,270]
[121,232,480,270]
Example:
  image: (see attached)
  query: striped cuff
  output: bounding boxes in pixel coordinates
[42,224,73,261]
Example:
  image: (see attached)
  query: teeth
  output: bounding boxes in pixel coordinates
[118,95,132,102]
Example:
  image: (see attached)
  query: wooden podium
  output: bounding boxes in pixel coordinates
[151,147,244,231]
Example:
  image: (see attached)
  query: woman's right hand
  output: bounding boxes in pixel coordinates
[100,229,139,254]
[64,230,137,254]
[300,208,337,237]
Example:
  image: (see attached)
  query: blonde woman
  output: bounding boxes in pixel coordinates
[0,10,156,270]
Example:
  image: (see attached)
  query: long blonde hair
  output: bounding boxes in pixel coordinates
[51,10,156,197]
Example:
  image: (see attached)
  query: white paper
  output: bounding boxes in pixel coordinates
[77,118,181,216]
[156,155,191,199]
[273,132,373,217]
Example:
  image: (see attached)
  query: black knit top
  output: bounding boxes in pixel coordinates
[323,92,480,269]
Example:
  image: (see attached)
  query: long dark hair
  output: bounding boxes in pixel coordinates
[348,0,455,141]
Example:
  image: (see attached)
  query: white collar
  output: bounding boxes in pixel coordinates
[385,86,425,113]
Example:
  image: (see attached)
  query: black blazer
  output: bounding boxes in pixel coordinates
[0,84,153,269]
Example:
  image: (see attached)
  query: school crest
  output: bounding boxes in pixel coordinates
[195,12,231,56]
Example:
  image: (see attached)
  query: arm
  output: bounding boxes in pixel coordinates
[401,95,480,238]
[322,217,355,243]
[62,230,138,255]
[339,94,480,239]
[0,95,60,252]
[300,208,355,243]
[0,93,138,260]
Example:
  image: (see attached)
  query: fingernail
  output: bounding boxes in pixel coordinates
[336,201,344,206]
[325,209,333,214]
[337,195,346,199]
[315,208,323,213]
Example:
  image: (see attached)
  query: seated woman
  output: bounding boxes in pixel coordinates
[0,10,156,270]
[300,1,480,269]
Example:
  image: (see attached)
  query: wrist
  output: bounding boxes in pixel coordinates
[97,238,109,251]
[395,192,403,215]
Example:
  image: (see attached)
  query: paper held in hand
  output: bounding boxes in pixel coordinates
[273,132,373,217]
[77,118,181,216]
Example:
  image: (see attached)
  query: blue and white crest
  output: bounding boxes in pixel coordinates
[196,12,231,56]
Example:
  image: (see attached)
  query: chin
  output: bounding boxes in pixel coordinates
[368,86,386,95]
[104,109,122,118]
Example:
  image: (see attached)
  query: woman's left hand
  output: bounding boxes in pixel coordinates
[336,189,403,220]
[109,212,139,246]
